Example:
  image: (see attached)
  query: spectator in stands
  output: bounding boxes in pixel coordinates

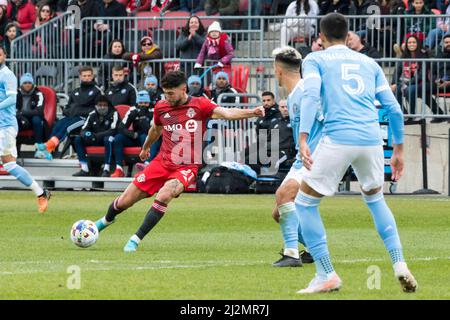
[123,0,151,13]
[390,35,443,117]
[176,15,206,75]
[318,0,351,15]
[368,0,405,55]
[425,33,450,122]
[72,94,120,177]
[204,0,239,30]
[393,0,436,56]
[36,66,102,160]
[99,39,130,90]
[7,0,37,32]
[1,22,21,58]
[105,65,137,107]
[194,21,235,80]
[0,5,8,42]
[89,0,127,57]
[143,75,164,107]
[297,35,323,58]
[16,73,46,158]
[210,71,240,104]
[107,90,160,177]
[122,35,163,85]
[269,0,320,47]
[68,0,101,57]
[187,75,209,98]
[33,2,55,29]
[143,0,173,12]
[424,1,450,49]
[347,31,382,60]
[257,91,280,131]
[180,0,205,13]
[348,0,379,37]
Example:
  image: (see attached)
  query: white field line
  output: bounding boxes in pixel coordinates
[0,256,449,276]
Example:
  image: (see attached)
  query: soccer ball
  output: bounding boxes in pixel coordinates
[70,220,99,248]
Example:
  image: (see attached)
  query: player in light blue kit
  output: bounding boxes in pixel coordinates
[0,45,50,213]
[271,46,324,267]
[295,13,417,293]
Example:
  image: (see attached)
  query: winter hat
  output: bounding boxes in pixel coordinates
[140,36,153,45]
[208,21,222,34]
[20,73,34,86]
[188,75,202,86]
[215,71,229,82]
[0,0,7,7]
[137,90,151,103]
[144,75,158,87]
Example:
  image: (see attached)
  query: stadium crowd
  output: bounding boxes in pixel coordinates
[1,0,450,177]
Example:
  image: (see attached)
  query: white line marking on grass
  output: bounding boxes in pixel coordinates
[1,256,449,276]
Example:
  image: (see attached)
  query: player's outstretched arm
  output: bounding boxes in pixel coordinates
[140,124,163,161]
[211,106,265,120]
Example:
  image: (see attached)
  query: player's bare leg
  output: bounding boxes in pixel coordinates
[1,154,50,213]
[123,179,185,252]
[95,183,149,231]
[362,187,417,293]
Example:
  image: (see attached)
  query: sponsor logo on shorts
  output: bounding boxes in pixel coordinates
[137,173,145,183]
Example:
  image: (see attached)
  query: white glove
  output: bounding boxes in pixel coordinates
[194,63,202,69]
[217,61,224,68]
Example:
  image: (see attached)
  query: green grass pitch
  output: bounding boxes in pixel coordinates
[0,190,449,300]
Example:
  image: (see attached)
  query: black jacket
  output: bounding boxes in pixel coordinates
[80,106,120,142]
[16,87,44,118]
[105,80,137,107]
[319,0,351,15]
[255,105,283,149]
[64,82,102,118]
[276,116,296,160]
[359,45,382,60]
[211,85,240,105]
[118,106,153,139]
[431,49,450,83]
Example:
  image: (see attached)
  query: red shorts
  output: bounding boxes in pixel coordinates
[132,158,198,196]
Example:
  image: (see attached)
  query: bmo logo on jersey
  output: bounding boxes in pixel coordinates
[185,120,198,133]
[164,124,183,131]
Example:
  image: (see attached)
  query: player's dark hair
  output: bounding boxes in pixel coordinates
[0,45,6,55]
[112,64,124,72]
[161,71,187,89]
[79,65,94,75]
[262,91,275,99]
[320,13,348,43]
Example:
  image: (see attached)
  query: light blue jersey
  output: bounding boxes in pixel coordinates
[0,64,18,130]
[300,45,404,146]
[287,79,324,169]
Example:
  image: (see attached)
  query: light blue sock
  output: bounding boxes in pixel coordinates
[296,191,335,278]
[363,191,404,265]
[4,161,34,186]
[278,202,300,256]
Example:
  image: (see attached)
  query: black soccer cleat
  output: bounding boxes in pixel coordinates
[300,250,314,264]
[272,253,302,267]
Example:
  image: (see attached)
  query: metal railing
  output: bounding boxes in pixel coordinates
[8,13,450,119]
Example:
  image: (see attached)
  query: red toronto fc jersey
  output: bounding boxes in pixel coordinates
[153,96,217,170]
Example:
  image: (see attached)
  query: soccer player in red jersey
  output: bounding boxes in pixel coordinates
[95,71,265,252]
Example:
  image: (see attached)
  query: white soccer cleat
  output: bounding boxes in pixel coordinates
[297,272,342,294]
[394,262,418,293]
